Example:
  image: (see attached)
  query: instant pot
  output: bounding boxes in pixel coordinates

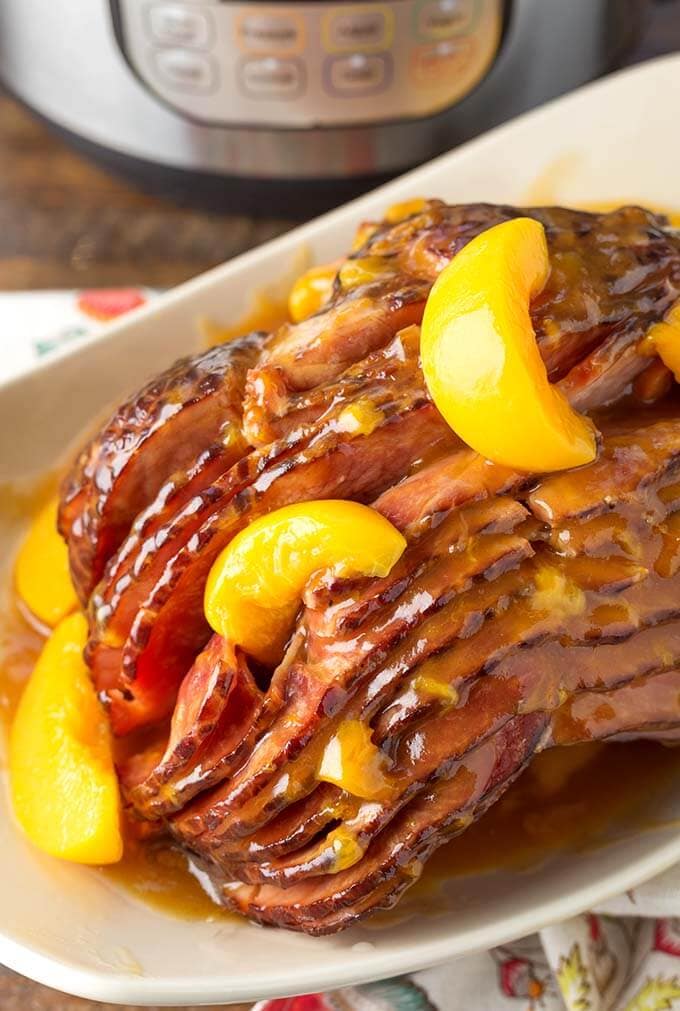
[0,0,648,213]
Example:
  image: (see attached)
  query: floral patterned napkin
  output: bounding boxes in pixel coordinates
[0,288,153,381]
[254,901,680,1011]
[4,290,680,1011]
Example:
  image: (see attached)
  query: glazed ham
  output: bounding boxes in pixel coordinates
[59,333,265,603]
[59,201,680,933]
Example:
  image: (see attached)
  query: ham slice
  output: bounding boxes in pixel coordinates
[60,334,264,602]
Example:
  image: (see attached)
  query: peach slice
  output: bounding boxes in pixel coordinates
[644,303,680,381]
[420,217,597,473]
[15,496,78,628]
[288,261,340,322]
[205,500,406,665]
[9,612,123,864]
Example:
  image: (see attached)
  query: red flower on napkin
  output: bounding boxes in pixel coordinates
[77,288,146,322]
[654,918,680,957]
[257,997,332,1011]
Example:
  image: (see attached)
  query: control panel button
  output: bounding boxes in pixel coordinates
[415,0,478,39]
[324,53,391,97]
[324,5,393,53]
[153,48,217,91]
[239,57,305,98]
[410,38,474,87]
[236,11,304,54]
[146,4,213,48]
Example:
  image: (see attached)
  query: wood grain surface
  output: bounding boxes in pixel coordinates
[1,3,680,1007]
[0,969,250,1011]
[0,97,292,292]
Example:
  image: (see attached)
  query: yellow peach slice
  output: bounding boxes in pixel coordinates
[205,500,406,665]
[288,261,340,322]
[385,197,427,224]
[420,217,598,473]
[9,612,123,864]
[15,496,77,628]
[644,302,680,381]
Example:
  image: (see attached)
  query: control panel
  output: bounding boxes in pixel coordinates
[113,0,503,128]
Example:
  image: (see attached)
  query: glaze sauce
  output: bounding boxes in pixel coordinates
[198,249,308,347]
[200,292,289,348]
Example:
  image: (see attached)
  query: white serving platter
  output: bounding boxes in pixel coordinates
[1,53,680,1007]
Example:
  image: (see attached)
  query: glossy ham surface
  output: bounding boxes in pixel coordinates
[59,333,265,603]
[59,201,680,933]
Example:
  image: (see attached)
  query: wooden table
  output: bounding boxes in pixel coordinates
[0,97,292,292]
[2,3,680,1007]
[0,970,250,1011]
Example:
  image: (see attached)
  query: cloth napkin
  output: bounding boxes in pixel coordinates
[5,290,680,1011]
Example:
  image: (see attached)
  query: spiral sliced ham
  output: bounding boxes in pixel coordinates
[59,200,680,933]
